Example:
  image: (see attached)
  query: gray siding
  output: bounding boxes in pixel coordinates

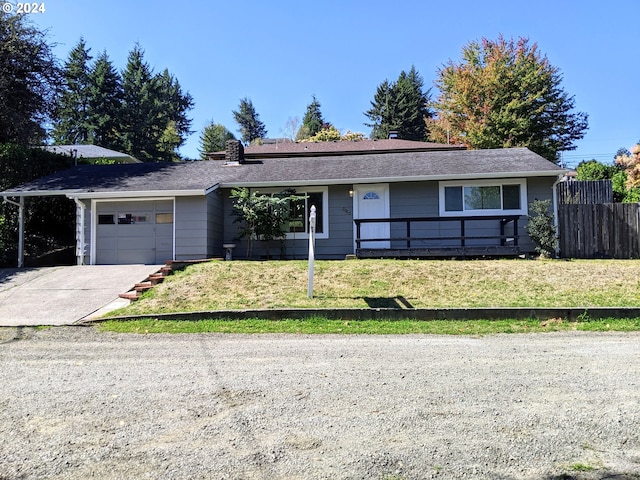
[175,196,208,260]
[219,177,558,259]
[221,185,355,260]
[206,190,223,258]
[383,177,558,253]
[317,185,354,259]
[523,176,558,252]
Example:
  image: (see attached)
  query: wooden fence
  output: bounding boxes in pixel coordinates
[558,203,640,258]
[557,180,613,204]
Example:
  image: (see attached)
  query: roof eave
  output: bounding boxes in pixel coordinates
[220,170,566,188]
[68,189,208,199]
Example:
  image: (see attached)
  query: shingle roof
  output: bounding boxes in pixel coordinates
[40,145,140,163]
[2,148,564,197]
[208,138,465,159]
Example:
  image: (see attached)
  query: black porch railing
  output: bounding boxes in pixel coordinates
[354,215,521,257]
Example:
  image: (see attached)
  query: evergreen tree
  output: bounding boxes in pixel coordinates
[119,47,193,161]
[365,79,395,140]
[155,69,194,160]
[365,66,432,141]
[119,44,159,161]
[0,10,60,144]
[52,38,93,145]
[199,121,235,159]
[432,35,588,162]
[87,51,123,150]
[297,95,325,140]
[233,97,267,145]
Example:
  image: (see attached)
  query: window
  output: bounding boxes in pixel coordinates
[156,213,174,224]
[439,179,527,216]
[98,214,115,225]
[287,191,324,234]
[254,187,328,239]
[363,191,380,200]
[117,213,148,224]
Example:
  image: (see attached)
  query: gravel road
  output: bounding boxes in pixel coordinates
[1,327,639,480]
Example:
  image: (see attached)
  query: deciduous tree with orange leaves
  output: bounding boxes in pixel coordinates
[431,35,588,163]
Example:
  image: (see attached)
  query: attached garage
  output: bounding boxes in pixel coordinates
[94,199,174,265]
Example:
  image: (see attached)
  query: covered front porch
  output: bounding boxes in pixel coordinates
[354,215,522,258]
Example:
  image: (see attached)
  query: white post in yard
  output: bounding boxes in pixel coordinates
[307,205,316,298]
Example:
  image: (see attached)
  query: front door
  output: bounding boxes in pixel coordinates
[353,184,390,250]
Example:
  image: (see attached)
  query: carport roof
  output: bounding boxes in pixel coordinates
[2,147,565,197]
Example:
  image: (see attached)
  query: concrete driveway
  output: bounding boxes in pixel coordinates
[0,265,161,326]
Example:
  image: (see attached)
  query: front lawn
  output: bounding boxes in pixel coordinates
[112,258,640,315]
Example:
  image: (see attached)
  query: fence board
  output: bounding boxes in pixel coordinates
[558,203,640,258]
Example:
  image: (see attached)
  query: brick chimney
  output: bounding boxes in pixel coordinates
[225,139,245,164]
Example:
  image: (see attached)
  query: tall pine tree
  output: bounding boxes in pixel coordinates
[365,66,432,141]
[119,44,159,161]
[52,38,92,145]
[119,46,193,161]
[199,121,235,159]
[296,95,325,140]
[233,98,267,145]
[87,51,123,150]
[155,69,194,160]
[0,9,60,144]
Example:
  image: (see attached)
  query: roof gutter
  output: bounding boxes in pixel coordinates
[220,170,567,189]
[66,189,209,199]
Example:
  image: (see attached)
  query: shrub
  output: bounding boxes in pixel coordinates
[526,199,557,258]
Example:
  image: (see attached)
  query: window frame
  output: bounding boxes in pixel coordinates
[439,178,528,217]
[252,186,329,239]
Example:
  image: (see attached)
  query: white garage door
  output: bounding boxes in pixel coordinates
[96,200,173,265]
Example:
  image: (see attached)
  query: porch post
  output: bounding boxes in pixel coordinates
[72,197,86,265]
[2,196,25,268]
[17,196,24,268]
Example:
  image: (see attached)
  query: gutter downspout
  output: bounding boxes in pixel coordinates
[552,175,562,258]
[71,197,86,265]
[2,196,25,268]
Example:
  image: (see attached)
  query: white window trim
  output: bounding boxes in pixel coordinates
[252,186,329,239]
[439,178,528,217]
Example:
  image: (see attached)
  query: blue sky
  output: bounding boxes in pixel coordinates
[26,0,640,165]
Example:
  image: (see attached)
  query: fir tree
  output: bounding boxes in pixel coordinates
[119,44,159,161]
[155,69,194,160]
[0,10,60,144]
[87,51,123,150]
[52,38,93,145]
[199,121,235,160]
[297,95,325,140]
[365,66,432,141]
[233,98,267,145]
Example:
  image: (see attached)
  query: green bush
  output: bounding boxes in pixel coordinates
[526,199,557,258]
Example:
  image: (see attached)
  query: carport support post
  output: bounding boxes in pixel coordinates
[2,196,25,268]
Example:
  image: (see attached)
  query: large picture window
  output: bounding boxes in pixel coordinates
[254,187,328,239]
[439,179,527,216]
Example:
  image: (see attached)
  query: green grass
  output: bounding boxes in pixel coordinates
[109,259,640,317]
[568,463,596,472]
[98,317,640,334]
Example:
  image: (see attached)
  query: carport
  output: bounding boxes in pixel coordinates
[1,162,222,267]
